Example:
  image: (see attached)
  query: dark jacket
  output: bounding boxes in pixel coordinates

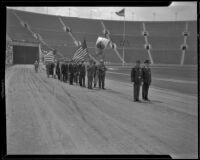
[61,63,66,74]
[80,64,86,75]
[56,62,60,75]
[142,66,151,84]
[65,63,69,73]
[87,64,95,77]
[69,63,74,73]
[98,64,106,76]
[131,66,142,84]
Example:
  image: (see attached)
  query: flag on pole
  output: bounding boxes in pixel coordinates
[115,8,125,17]
[44,51,55,63]
[72,39,88,63]
[96,37,110,50]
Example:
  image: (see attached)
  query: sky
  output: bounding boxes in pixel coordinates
[8,2,197,21]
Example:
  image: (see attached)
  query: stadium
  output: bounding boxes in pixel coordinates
[5,4,198,159]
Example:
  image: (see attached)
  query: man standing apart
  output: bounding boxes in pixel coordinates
[131,60,142,102]
[98,59,107,89]
[142,60,151,101]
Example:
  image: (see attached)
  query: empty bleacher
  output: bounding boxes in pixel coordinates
[184,50,197,65]
[151,50,182,64]
[103,20,124,35]
[116,48,149,63]
[109,35,145,49]
[7,10,38,43]
[145,21,186,36]
[33,28,74,46]
[14,10,63,31]
[125,21,143,36]
[148,36,183,50]
[62,17,103,34]
[188,21,197,37]
[6,9,197,65]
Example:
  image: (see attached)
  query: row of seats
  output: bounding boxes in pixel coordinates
[6,9,197,64]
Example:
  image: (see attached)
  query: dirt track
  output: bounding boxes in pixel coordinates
[5,65,198,158]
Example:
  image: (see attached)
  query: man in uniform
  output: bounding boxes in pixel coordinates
[69,60,74,85]
[93,61,98,88]
[73,63,77,84]
[142,60,151,101]
[61,61,66,82]
[131,60,142,102]
[56,60,61,80]
[98,59,107,89]
[87,60,95,89]
[79,60,86,87]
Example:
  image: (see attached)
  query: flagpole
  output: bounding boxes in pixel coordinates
[122,13,125,67]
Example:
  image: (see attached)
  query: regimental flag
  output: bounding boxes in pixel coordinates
[96,37,110,50]
[115,8,125,17]
[44,51,55,63]
[72,39,88,63]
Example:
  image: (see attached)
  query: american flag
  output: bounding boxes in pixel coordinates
[44,51,55,63]
[72,39,88,63]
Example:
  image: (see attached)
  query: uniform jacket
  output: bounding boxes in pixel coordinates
[79,64,86,75]
[142,66,151,84]
[131,66,142,84]
[87,64,95,77]
[69,63,74,73]
[61,63,66,74]
[98,64,106,76]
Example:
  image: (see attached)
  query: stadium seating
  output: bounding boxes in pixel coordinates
[51,45,78,58]
[124,21,143,36]
[14,10,63,31]
[103,20,124,35]
[109,35,145,49]
[151,50,182,64]
[6,9,197,65]
[188,21,197,37]
[7,10,22,27]
[116,48,149,63]
[62,17,103,34]
[148,36,183,50]
[184,50,197,64]
[33,28,75,46]
[145,21,186,36]
[7,10,38,43]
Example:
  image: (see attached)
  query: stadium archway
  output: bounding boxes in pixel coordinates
[12,41,39,64]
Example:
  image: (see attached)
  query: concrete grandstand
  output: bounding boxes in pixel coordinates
[6,8,197,65]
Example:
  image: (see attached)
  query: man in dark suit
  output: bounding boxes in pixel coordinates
[98,59,107,89]
[79,61,86,87]
[69,61,74,85]
[142,60,151,101]
[131,60,142,102]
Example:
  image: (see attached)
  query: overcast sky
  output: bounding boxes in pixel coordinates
[8,2,197,21]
